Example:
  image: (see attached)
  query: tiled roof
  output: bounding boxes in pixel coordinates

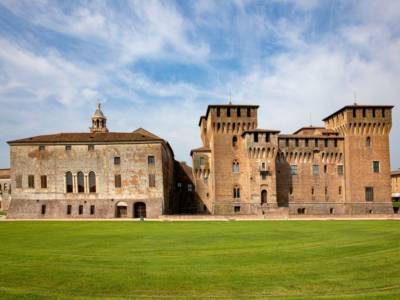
[190,146,211,156]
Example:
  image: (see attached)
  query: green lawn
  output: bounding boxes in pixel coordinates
[0,221,399,299]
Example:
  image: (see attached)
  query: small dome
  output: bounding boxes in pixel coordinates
[92,103,106,119]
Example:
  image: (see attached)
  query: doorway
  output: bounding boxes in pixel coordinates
[116,202,128,218]
[134,202,146,218]
[261,189,267,204]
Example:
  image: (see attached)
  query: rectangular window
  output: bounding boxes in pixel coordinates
[149,174,156,187]
[373,161,380,173]
[67,205,72,215]
[362,108,366,118]
[234,206,240,213]
[79,205,83,215]
[188,184,192,192]
[114,156,120,165]
[115,174,122,188]
[199,157,205,167]
[365,187,374,201]
[261,172,267,180]
[65,145,71,151]
[285,139,289,147]
[237,107,241,117]
[353,108,357,118]
[41,204,46,215]
[88,145,94,151]
[247,108,251,117]
[312,165,320,176]
[324,139,328,147]
[265,134,270,143]
[290,165,298,175]
[39,145,45,151]
[227,108,231,117]
[337,165,344,176]
[28,175,35,188]
[254,133,258,143]
[324,165,327,174]
[339,186,342,195]
[90,205,95,215]
[305,139,309,147]
[148,155,155,166]
[382,108,385,117]
[315,139,319,147]
[40,175,47,189]
[334,139,338,147]
[16,175,22,188]
[295,139,299,147]
[217,107,220,117]
[372,109,376,118]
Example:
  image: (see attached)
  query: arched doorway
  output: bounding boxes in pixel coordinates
[261,190,267,204]
[134,202,146,218]
[116,201,128,218]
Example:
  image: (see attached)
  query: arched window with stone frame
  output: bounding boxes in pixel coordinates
[89,171,96,193]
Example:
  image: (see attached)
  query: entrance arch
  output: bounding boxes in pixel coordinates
[134,202,146,218]
[115,201,128,218]
[261,190,267,204]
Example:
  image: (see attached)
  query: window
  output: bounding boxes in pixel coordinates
[365,187,374,201]
[233,186,240,198]
[339,186,342,195]
[188,184,192,192]
[290,165,298,175]
[66,172,73,193]
[67,205,72,215]
[65,145,71,151]
[330,208,334,214]
[311,187,314,195]
[237,107,241,117]
[337,165,344,176]
[89,171,96,193]
[312,165,320,176]
[373,161,380,173]
[325,186,328,195]
[265,134,270,143]
[297,208,306,214]
[41,204,46,215]
[114,157,121,165]
[177,182,182,189]
[234,206,240,213]
[77,172,84,193]
[232,161,240,173]
[90,205,95,215]
[334,139,338,147]
[247,108,251,117]
[148,155,155,166]
[199,157,205,167]
[28,175,35,188]
[366,137,371,147]
[362,108,366,118]
[217,107,220,117]
[372,109,376,118]
[295,139,299,147]
[227,107,231,117]
[79,205,83,215]
[115,174,122,188]
[382,108,385,117]
[40,175,47,189]
[16,175,22,188]
[353,108,357,118]
[324,139,328,147]
[232,136,238,147]
[324,165,327,174]
[285,139,289,147]
[261,172,267,180]
[39,145,45,151]
[305,139,309,147]
[88,145,94,151]
[315,139,319,147]
[149,174,156,187]
[254,133,258,143]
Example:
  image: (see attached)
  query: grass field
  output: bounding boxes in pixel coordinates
[0,221,399,299]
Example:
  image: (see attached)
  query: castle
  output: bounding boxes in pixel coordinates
[1,102,395,219]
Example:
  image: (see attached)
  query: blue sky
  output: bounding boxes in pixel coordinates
[0,0,399,169]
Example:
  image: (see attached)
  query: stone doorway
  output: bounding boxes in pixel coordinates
[134,202,146,218]
[116,202,128,218]
[261,189,267,204]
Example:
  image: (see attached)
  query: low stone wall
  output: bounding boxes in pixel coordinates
[289,202,394,215]
[7,198,163,219]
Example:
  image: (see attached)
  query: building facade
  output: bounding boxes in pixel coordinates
[191,104,394,215]
[0,168,11,211]
[392,170,400,202]
[7,104,175,219]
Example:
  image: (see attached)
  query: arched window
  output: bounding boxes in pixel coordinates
[233,186,240,199]
[232,160,240,173]
[89,171,96,193]
[232,136,238,147]
[366,136,371,147]
[261,190,267,204]
[77,172,85,193]
[96,119,100,127]
[66,172,73,193]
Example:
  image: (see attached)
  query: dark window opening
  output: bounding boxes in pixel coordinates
[148,155,155,165]
[90,205,95,215]
[353,108,357,118]
[28,175,35,188]
[362,108,366,117]
[88,145,94,151]
[203,205,207,211]
[114,157,121,165]
[237,107,241,117]
[217,107,220,117]
[305,139,309,147]
[41,204,46,215]
[324,165,327,174]
[261,190,267,204]
[373,161,380,173]
[66,172,73,193]
[334,139,338,147]
[115,174,122,188]
[79,205,83,215]
[247,108,251,117]
[227,108,231,117]
[339,186,342,195]
[232,136,238,147]
[89,171,96,193]
[254,133,258,143]
[295,139,299,147]
[40,175,47,189]
[234,206,240,213]
[366,137,371,147]
[77,172,84,193]
[382,108,385,117]
[65,145,71,151]
[39,145,45,151]
[297,208,306,214]
[330,208,334,214]
[365,187,374,201]
[265,134,270,143]
[311,187,314,195]
[285,139,289,147]
[67,205,72,215]
[315,139,319,147]
[233,186,240,199]
[372,109,376,118]
[324,139,328,147]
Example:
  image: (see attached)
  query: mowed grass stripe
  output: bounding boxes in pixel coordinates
[0,221,399,299]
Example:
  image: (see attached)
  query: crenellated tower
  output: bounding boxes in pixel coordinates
[323,104,393,213]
